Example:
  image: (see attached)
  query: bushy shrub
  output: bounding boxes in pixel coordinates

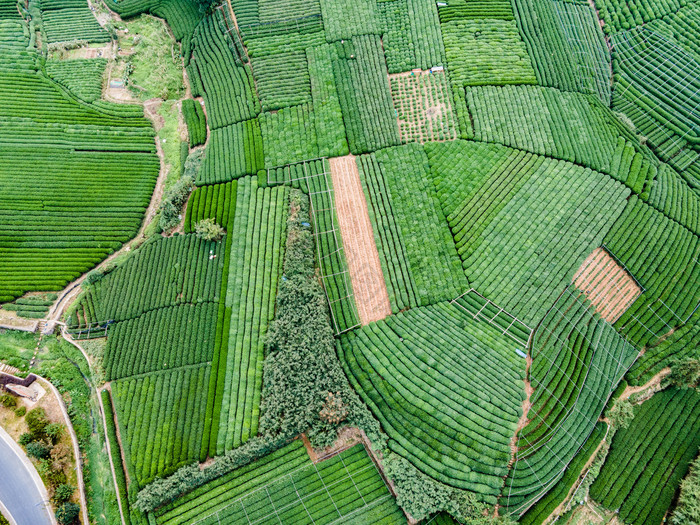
[0,393,16,408]
[26,407,48,437]
[672,455,700,525]
[84,269,104,286]
[15,405,26,417]
[56,502,80,525]
[667,358,700,389]
[45,423,64,444]
[194,218,224,241]
[607,398,635,429]
[384,452,514,523]
[54,483,74,504]
[26,441,51,459]
[159,175,194,232]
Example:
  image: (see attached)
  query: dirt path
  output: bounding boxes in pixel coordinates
[46,105,170,327]
[621,367,670,400]
[329,156,392,325]
[546,425,610,523]
[508,355,533,467]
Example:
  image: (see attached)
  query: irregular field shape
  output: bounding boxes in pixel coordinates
[154,441,402,525]
[338,302,526,502]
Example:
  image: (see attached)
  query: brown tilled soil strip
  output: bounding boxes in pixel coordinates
[330,155,392,324]
[573,248,641,323]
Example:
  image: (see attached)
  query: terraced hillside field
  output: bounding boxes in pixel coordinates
[0,0,697,524]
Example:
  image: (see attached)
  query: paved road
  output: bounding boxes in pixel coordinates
[0,426,53,525]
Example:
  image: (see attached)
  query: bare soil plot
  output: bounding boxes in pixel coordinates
[330,155,392,325]
[573,247,642,323]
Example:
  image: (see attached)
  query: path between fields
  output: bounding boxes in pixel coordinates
[621,367,670,400]
[46,100,170,327]
[546,426,610,524]
[541,367,670,523]
[329,156,392,325]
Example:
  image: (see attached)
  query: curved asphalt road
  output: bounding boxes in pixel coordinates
[0,426,53,525]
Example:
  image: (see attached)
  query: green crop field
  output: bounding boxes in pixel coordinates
[591,388,700,525]
[0,0,697,524]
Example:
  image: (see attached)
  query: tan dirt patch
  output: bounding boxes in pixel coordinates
[329,156,392,325]
[573,247,642,323]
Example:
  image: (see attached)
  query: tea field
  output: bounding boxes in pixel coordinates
[0,0,698,524]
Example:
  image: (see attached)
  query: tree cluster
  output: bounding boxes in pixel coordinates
[16,407,77,524]
[259,189,380,448]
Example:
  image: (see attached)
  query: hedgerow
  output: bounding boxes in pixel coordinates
[512,0,610,104]
[442,19,536,87]
[357,144,466,311]
[260,104,319,167]
[306,43,348,158]
[672,453,700,525]
[104,302,218,380]
[332,35,401,154]
[319,0,380,41]
[519,422,607,525]
[152,441,401,525]
[626,313,700,386]
[211,178,289,454]
[610,29,700,178]
[38,0,110,44]
[199,118,263,184]
[379,0,445,73]
[45,59,108,103]
[70,234,224,326]
[184,181,237,234]
[647,164,699,235]
[187,10,260,130]
[0,18,158,304]
[604,196,699,348]
[466,85,650,177]
[112,363,212,487]
[503,291,637,514]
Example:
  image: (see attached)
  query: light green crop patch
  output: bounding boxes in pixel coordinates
[441,19,537,87]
